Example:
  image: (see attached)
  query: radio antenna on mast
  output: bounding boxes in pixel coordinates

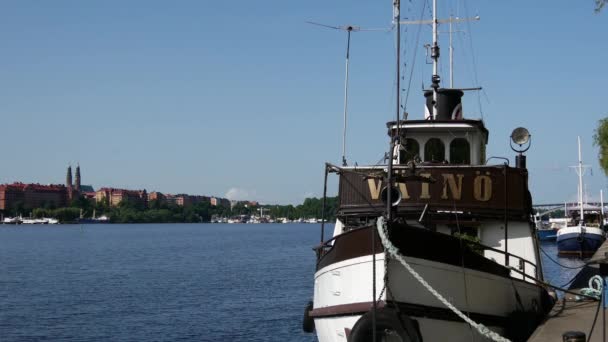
[307,21,389,166]
[400,9,479,118]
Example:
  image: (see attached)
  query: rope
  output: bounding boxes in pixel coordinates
[579,275,604,300]
[586,280,604,342]
[376,217,512,342]
[539,246,587,270]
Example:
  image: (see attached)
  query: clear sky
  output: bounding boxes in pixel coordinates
[0,0,606,205]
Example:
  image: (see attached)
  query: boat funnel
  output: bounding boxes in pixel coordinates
[424,89,464,120]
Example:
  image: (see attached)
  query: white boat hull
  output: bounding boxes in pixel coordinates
[313,252,548,341]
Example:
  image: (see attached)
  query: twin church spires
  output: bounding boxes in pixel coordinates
[66,165,81,199]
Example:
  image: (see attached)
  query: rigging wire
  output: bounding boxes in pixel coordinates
[461,0,484,120]
[402,0,428,112]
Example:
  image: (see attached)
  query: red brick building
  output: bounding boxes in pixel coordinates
[0,183,68,211]
[96,187,148,208]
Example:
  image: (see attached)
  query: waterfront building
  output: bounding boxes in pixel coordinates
[96,187,148,208]
[210,197,230,207]
[0,183,68,211]
[148,191,165,203]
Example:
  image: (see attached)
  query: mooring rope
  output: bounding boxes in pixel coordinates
[376,217,512,342]
[539,246,587,270]
[579,275,604,300]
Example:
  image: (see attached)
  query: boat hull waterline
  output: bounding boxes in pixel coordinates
[556,226,605,256]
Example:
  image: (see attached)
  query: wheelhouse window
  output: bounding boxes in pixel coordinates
[450,138,471,164]
[399,138,419,163]
[424,138,445,162]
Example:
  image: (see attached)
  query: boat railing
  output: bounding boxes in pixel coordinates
[314,224,539,283]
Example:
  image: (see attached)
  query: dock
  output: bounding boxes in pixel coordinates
[528,240,608,341]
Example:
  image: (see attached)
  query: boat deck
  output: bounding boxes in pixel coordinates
[528,240,608,341]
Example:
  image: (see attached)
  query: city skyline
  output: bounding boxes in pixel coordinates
[0,1,606,204]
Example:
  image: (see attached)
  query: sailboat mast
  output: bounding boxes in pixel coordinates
[431,0,439,119]
[601,189,605,217]
[578,136,584,222]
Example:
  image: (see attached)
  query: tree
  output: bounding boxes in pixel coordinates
[593,117,608,175]
[596,0,607,12]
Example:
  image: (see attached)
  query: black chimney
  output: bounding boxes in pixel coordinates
[424,89,464,120]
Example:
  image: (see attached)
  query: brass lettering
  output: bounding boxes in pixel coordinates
[397,182,410,200]
[441,174,464,200]
[474,172,492,201]
[368,179,383,200]
[419,173,432,199]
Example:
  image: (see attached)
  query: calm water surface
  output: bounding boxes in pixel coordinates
[0,224,583,341]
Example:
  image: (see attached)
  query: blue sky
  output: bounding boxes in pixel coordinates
[0,1,606,205]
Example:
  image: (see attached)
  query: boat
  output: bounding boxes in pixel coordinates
[2,217,22,225]
[534,213,569,241]
[302,2,553,341]
[556,140,606,256]
[76,216,109,224]
[20,217,60,224]
[76,209,110,224]
[536,226,559,242]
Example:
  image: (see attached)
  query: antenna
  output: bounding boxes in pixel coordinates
[400,13,479,118]
[307,21,389,166]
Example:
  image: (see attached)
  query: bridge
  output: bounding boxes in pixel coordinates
[532,202,605,216]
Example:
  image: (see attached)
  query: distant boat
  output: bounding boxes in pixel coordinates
[19,217,59,224]
[534,216,569,241]
[2,217,22,224]
[76,215,109,224]
[556,137,606,256]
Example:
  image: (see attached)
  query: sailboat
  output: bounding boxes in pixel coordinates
[302,1,553,341]
[556,137,606,256]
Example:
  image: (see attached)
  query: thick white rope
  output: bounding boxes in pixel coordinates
[376,217,512,342]
[580,275,604,300]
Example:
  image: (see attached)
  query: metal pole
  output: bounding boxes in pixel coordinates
[342,29,352,166]
[504,167,509,266]
[449,13,453,88]
[578,136,584,222]
[320,164,329,245]
[432,0,439,119]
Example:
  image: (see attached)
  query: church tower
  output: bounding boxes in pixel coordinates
[75,165,81,192]
[66,165,73,201]
[66,165,73,188]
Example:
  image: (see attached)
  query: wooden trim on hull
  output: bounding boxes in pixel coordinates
[309,301,386,318]
[311,300,506,327]
[317,226,384,270]
[317,224,510,280]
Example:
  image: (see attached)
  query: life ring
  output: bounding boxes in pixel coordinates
[348,307,421,342]
[302,301,315,333]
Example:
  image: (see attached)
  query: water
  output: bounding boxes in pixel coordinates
[0,224,321,342]
[0,224,586,341]
[539,240,587,290]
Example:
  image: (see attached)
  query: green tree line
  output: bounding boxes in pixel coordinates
[18,196,339,224]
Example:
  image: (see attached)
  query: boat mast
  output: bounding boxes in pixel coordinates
[601,189,605,221]
[578,136,584,222]
[342,27,352,166]
[449,13,454,88]
[431,0,439,119]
